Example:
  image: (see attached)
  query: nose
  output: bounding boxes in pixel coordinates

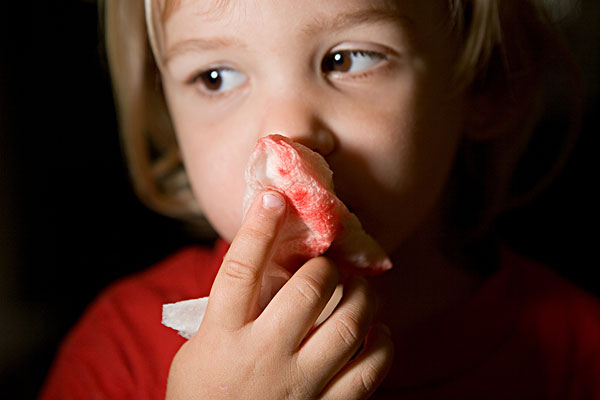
[257,89,336,157]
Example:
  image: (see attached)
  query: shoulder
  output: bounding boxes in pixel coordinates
[111,241,227,303]
[88,241,226,330]
[504,248,600,331]
[39,241,229,400]
[502,249,600,396]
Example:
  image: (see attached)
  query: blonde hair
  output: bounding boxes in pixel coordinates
[101,0,581,237]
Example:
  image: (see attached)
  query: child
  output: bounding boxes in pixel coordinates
[41,0,600,399]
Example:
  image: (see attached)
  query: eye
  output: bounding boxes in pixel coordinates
[191,68,247,93]
[321,50,386,74]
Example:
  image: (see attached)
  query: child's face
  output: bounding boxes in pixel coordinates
[159,0,465,253]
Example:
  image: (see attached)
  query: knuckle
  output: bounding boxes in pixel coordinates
[293,274,323,305]
[288,358,313,398]
[242,225,276,243]
[357,360,379,395]
[223,258,260,285]
[334,314,361,348]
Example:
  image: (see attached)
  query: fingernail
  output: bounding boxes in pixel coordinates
[262,192,284,210]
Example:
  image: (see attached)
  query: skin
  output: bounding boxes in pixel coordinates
[158,0,485,397]
[168,192,393,398]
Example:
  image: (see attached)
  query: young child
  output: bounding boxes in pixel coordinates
[41,0,600,399]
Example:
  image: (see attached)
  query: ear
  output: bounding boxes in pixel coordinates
[463,88,516,141]
[463,78,537,142]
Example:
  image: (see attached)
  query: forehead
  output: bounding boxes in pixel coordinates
[159,0,417,21]
[158,0,234,21]
[154,0,450,62]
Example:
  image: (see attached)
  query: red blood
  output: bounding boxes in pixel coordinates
[244,134,392,274]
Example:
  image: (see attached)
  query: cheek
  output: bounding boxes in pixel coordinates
[175,126,250,243]
[329,82,463,251]
[188,148,246,243]
[163,85,258,242]
[331,84,418,192]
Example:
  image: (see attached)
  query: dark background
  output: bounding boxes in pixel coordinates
[1,0,598,398]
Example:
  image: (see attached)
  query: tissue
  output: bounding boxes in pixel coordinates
[162,134,391,338]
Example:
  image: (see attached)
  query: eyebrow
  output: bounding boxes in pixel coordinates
[164,36,247,65]
[302,7,414,37]
[164,6,412,65]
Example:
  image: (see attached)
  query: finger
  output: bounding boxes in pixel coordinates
[320,324,394,400]
[205,190,285,330]
[296,276,376,386]
[255,256,339,350]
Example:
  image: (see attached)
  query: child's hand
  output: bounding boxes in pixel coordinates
[166,191,394,399]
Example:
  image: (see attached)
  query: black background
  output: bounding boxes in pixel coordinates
[1,1,598,398]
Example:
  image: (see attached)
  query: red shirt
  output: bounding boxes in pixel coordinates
[40,241,600,399]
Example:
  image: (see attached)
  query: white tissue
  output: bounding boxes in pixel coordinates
[161,283,343,339]
[162,297,209,339]
[161,264,290,339]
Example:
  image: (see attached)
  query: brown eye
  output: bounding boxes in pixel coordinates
[322,51,353,73]
[321,50,385,74]
[192,68,247,93]
[200,70,223,91]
